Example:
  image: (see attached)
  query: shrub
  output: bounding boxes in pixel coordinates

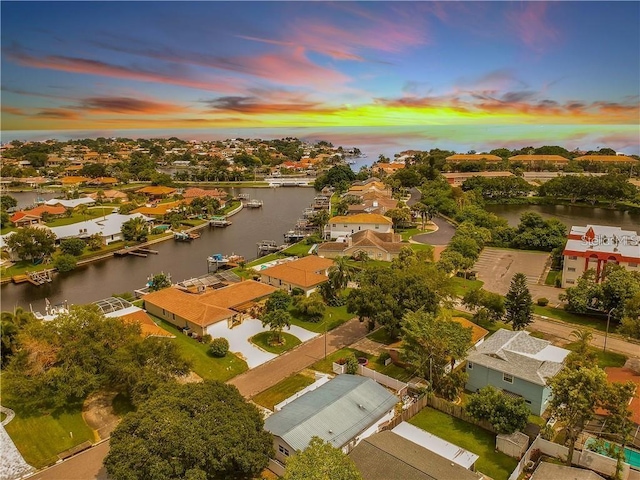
[345,354,359,374]
[60,238,86,256]
[53,253,77,272]
[291,287,306,297]
[555,277,562,288]
[378,352,391,364]
[209,337,229,357]
[537,297,549,306]
[201,334,212,344]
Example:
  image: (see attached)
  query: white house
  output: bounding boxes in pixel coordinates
[49,213,152,245]
[44,197,95,209]
[325,213,393,239]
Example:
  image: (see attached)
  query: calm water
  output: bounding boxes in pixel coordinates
[485,204,640,231]
[1,187,315,311]
[8,191,58,209]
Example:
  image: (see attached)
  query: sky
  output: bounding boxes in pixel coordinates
[1,1,639,152]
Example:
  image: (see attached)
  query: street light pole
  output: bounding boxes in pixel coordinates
[604,307,616,354]
[325,314,331,359]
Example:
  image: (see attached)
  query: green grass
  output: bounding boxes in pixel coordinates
[1,225,16,235]
[3,404,95,469]
[2,260,51,279]
[250,331,301,354]
[408,243,434,254]
[409,407,518,480]
[451,310,512,335]
[450,276,484,297]
[528,414,546,427]
[545,270,562,286]
[310,348,371,374]
[45,208,113,227]
[564,342,627,368]
[289,303,354,333]
[282,241,314,257]
[252,373,315,410]
[366,328,398,345]
[152,316,248,381]
[0,411,6,422]
[533,305,610,332]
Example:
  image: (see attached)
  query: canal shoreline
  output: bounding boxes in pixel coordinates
[0,203,245,286]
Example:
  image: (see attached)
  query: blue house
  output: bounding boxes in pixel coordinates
[465,329,570,416]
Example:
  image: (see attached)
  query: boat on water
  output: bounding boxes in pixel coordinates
[207,253,245,265]
[173,231,200,241]
[31,299,69,321]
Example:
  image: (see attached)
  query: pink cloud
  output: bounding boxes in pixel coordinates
[506,2,560,52]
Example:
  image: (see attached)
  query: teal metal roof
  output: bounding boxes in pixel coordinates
[264,375,398,452]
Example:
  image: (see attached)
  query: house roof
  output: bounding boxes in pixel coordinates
[10,205,66,223]
[508,155,569,163]
[198,280,277,309]
[142,287,236,328]
[44,197,95,209]
[61,176,90,184]
[452,317,489,345]
[131,200,185,216]
[89,177,118,185]
[183,187,227,198]
[119,310,174,338]
[264,375,398,451]
[330,213,393,225]
[573,155,637,163]
[49,213,151,240]
[260,256,334,288]
[466,329,570,386]
[445,154,502,162]
[136,186,177,195]
[596,367,640,424]
[350,431,481,480]
[88,189,127,200]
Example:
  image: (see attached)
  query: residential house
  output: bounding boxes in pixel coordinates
[143,280,277,337]
[264,375,398,466]
[317,230,405,261]
[326,213,393,239]
[508,155,569,167]
[530,462,605,480]
[349,430,482,480]
[87,177,118,186]
[443,171,514,186]
[61,176,90,185]
[131,200,189,218]
[445,154,503,164]
[562,225,640,287]
[465,329,570,415]
[373,162,406,176]
[573,155,637,164]
[136,186,177,198]
[94,297,173,339]
[182,187,227,200]
[10,205,66,227]
[49,213,152,245]
[260,256,334,296]
[595,367,640,426]
[87,190,128,202]
[44,197,95,209]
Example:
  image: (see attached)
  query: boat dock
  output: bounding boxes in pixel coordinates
[244,199,263,208]
[12,269,54,285]
[257,240,283,256]
[284,230,307,243]
[174,231,200,241]
[209,216,233,227]
[114,247,159,258]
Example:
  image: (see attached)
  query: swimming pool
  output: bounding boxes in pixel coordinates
[585,437,640,469]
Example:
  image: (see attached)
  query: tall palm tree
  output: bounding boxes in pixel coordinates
[570,329,593,356]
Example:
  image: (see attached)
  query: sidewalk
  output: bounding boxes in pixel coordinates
[228,317,369,398]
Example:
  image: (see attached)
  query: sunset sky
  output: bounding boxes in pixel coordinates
[1,1,639,151]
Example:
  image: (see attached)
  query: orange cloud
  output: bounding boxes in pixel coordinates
[79,96,185,115]
[34,108,80,120]
[4,47,244,93]
[1,105,28,116]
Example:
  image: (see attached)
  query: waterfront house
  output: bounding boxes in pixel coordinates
[349,430,482,480]
[48,213,152,245]
[445,154,503,164]
[326,213,393,239]
[443,171,514,186]
[573,154,638,164]
[44,197,96,209]
[136,186,177,198]
[60,176,90,185]
[88,189,128,201]
[143,280,277,337]
[317,230,404,261]
[562,225,640,287]
[508,154,569,168]
[264,375,398,467]
[10,205,66,227]
[259,256,334,296]
[465,329,570,415]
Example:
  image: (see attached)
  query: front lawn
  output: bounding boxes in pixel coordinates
[289,303,354,333]
[409,407,518,480]
[451,276,484,297]
[2,260,51,278]
[3,404,95,469]
[533,305,611,332]
[564,342,627,368]
[252,373,315,410]
[152,316,248,381]
[45,207,114,227]
[545,270,562,286]
[282,241,314,257]
[251,331,301,354]
[310,348,371,374]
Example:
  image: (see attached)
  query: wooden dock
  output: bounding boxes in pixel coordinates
[12,269,54,286]
[115,247,159,258]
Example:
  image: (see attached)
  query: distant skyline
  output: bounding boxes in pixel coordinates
[1,1,639,153]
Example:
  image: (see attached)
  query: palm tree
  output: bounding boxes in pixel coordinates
[261,309,291,344]
[76,204,90,222]
[328,256,355,292]
[570,329,593,356]
[352,250,369,267]
[1,307,35,366]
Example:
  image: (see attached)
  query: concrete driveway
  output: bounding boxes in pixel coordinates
[412,217,457,245]
[208,319,318,369]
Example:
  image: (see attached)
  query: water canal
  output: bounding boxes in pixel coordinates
[1,187,316,311]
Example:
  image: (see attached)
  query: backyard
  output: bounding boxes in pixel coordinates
[251,372,316,410]
[310,347,413,382]
[153,316,248,381]
[409,407,518,480]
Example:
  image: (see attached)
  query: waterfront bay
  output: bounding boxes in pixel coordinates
[1,187,316,311]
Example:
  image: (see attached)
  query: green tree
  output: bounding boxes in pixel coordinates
[462,288,505,324]
[600,381,636,480]
[87,233,103,251]
[262,309,291,344]
[121,216,148,242]
[504,273,533,330]
[294,292,326,322]
[5,226,56,262]
[283,437,362,480]
[105,381,273,480]
[148,273,172,292]
[53,253,77,272]
[465,386,529,434]
[401,310,472,396]
[547,365,607,465]
[0,195,17,212]
[209,337,229,358]
[0,307,35,367]
[60,238,86,256]
[264,290,292,313]
[619,291,640,339]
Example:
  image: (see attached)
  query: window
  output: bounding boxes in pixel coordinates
[503,373,513,384]
[630,263,638,268]
[278,445,290,457]
[467,362,473,370]
[375,225,379,229]
[568,267,576,272]
[569,256,578,260]
[525,399,532,405]
[162,309,166,315]
[566,279,575,285]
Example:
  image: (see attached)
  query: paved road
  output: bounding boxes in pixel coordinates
[412,216,456,245]
[229,317,369,398]
[26,441,109,480]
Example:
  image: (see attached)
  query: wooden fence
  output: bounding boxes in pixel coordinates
[427,396,497,434]
[380,395,429,431]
